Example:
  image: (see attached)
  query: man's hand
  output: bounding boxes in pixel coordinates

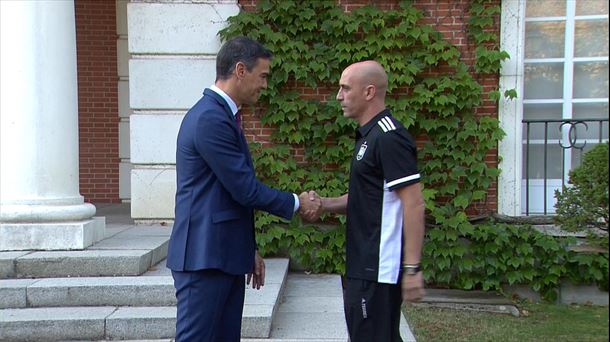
[247,250,265,290]
[298,190,322,221]
[401,272,425,303]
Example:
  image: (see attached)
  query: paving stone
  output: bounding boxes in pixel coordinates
[89,235,168,266]
[283,274,343,297]
[0,306,116,341]
[267,273,348,340]
[89,235,168,251]
[269,312,348,339]
[103,225,132,239]
[115,226,173,237]
[277,295,344,313]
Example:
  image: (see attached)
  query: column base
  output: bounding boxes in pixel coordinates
[0,217,106,251]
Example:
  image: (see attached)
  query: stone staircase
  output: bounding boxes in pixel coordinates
[0,208,415,341]
[0,205,415,342]
[1,267,289,340]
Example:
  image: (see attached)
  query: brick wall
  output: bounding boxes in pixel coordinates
[237,0,501,214]
[73,0,500,210]
[75,0,120,203]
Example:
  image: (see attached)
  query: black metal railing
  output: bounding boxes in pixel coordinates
[522,117,609,215]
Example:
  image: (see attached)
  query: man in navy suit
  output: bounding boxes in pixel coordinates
[167,36,322,341]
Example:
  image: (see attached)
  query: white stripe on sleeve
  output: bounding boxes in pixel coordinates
[385,174,421,188]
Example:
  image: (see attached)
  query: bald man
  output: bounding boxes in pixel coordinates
[317,61,425,342]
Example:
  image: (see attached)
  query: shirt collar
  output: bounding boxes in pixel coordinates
[357,108,391,138]
[209,85,239,116]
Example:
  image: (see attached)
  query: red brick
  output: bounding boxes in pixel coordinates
[76,0,119,203]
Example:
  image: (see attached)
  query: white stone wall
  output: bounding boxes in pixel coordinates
[127,1,240,220]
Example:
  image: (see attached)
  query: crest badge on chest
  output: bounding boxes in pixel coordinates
[356,141,368,160]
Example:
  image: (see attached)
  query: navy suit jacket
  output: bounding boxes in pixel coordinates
[167,88,295,274]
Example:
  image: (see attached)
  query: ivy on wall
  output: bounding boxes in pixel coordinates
[219,0,608,298]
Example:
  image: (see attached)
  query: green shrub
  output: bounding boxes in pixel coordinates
[424,221,609,301]
[554,143,609,232]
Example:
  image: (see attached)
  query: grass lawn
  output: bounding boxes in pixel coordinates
[403,301,609,342]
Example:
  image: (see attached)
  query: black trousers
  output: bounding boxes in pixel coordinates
[344,277,403,342]
[172,269,245,342]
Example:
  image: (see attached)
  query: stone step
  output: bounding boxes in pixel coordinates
[1,276,174,308]
[0,305,275,341]
[0,259,290,341]
[0,259,289,309]
[0,226,170,278]
[0,270,414,341]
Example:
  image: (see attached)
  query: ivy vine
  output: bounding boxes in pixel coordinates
[219,0,608,299]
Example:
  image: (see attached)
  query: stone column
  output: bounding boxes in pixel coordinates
[0,0,105,250]
[498,0,526,216]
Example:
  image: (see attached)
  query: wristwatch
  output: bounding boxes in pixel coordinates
[401,263,421,275]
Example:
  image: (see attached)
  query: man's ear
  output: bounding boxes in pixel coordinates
[365,85,376,100]
[235,62,246,79]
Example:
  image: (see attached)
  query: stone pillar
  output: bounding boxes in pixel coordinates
[498,0,526,216]
[0,0,105,250]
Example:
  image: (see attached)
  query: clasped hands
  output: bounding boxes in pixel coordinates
[298,190,323,222]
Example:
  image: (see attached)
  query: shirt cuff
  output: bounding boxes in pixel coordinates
[293,193,300,213]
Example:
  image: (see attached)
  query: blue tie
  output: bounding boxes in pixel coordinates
[235,111,242,131]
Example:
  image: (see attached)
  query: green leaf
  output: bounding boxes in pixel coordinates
[453,195,469,209]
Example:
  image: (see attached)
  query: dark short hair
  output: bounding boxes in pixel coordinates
[216,36,273,81]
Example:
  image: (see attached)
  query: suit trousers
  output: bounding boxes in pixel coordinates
[172,269,245,342]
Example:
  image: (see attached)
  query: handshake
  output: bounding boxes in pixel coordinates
[297,191,323,222]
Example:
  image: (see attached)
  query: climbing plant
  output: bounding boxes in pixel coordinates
[219,0,608,297]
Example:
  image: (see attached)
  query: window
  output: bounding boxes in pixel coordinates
[499,0,608,216]
[522,0,608,214]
